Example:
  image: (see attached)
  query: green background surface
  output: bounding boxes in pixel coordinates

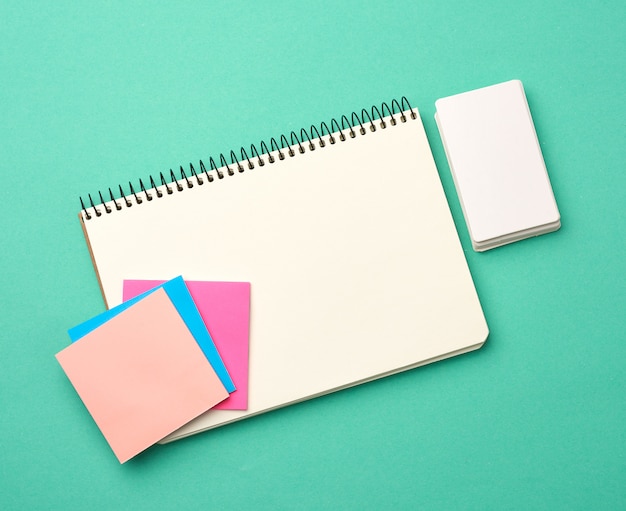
[1,1,624,509]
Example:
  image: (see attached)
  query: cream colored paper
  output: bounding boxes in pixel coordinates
[80,108,488,442]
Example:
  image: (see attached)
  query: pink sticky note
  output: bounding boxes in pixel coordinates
[124,280,250,410]
[56,288,229,463]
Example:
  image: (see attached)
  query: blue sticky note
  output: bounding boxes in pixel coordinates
[68,276,235,393]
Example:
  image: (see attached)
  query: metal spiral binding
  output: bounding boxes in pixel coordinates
[80,97,417,220]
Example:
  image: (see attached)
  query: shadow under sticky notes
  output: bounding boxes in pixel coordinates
[69,276,235,394]
[56,288,229,463]
[124,280,251,411]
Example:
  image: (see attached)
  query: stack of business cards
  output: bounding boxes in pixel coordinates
[435,80,560,251]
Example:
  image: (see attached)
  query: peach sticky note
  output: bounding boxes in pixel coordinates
[124,280,250,411]
[56,288,229,463]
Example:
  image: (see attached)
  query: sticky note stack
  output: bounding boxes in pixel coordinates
[56,276,250,463]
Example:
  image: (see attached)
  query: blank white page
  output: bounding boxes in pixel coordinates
[435,80,560,250]
[80,107,488,441]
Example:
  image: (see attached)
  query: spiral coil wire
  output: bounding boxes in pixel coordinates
[80,97,417,219]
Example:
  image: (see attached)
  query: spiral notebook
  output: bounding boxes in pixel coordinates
[79,98,488,443]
